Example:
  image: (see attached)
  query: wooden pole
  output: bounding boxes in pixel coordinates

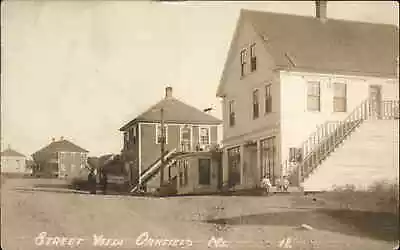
[160,108,165,188]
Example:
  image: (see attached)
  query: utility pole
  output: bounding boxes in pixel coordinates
[160,108,165,188]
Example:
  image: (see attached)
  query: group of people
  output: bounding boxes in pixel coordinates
[87,168,108,195]
[261,175,290,196]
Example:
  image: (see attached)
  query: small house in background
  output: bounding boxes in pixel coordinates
[1,146,28,175]
[32,137,89,179]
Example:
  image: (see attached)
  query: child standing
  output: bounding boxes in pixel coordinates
[282,176,290,192]
[261,175,272,196]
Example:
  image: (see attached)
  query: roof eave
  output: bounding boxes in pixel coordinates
[216,10,245,101]
[278,66,398,79]
[119,119,138,131]
[134,119,222,125]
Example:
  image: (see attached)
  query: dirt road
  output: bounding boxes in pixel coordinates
[1,178,395,250]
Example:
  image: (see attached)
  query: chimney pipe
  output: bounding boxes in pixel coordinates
[165,87,173,98]
[315,0,327,22]
[52,137,56,142]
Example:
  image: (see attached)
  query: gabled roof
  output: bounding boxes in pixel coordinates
[217,9,399,96]
[33,139,89,156]
[120,94,222,131]
[1,148,25,157]
[87,154,114,169]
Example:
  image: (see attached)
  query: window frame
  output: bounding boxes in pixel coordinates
[265,84,272,114]
[228,100,236,127]
[333,82,347,112]
[132,126,137,144]
[199,126,211,146]
[250,43,257,72]
[179,125,192,151]
[155,124,168,144]
[240,49,247,77]
[124,131,129,146]
[252,89,260,119]
[307,81,321,112]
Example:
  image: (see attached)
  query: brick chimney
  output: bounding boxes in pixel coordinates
[165,86,173,99]
[315,0,327,22]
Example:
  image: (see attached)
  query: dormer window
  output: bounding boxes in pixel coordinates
[250,43,257,72]
[240,49,247,77]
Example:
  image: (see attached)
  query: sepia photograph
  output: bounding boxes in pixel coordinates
[1,0,399,249]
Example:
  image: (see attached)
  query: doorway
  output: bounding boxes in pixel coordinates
[369,85,382,119]
[260,137,276,185]
[227,147,241,188]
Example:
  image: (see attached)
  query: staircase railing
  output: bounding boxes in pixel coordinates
[140,149,172,178]
[297,97,372,183]
[130,148,177,193]
[282,120,341,178]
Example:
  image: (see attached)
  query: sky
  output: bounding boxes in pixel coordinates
[1,1,399,157]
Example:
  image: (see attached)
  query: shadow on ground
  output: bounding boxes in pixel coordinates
[13,187,89,195]
[206,209,399,242]
[33,183,72,189]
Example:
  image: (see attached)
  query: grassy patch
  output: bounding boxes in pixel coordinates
[317,182,399,214]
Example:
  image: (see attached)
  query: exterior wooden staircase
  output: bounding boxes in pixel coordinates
[129,149,187,194]
[284,98,399,189]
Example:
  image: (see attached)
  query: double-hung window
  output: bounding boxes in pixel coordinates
[240,49,247,77]
[265,84,272,114]
[156,124,168,144]
[250,43,257,72]
[333,82,347,112]
[253,89,260,119]
[307,81,321,111]
[199,127,210,145]
[229,100,236,127]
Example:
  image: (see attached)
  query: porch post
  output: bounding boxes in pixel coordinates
[239,144,244,186]
[222,148,228,187]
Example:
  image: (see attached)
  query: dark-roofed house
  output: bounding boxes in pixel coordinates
[32,137,89,179]
[217,1,399,192]
[120,87,223,193]
[1,146,28,174]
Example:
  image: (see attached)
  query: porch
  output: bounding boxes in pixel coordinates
[222,135,281,190]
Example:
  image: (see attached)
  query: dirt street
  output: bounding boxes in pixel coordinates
[1,177,395,250]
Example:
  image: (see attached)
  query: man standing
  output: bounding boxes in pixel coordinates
[88,168,96,194]
[100,169,108,195]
